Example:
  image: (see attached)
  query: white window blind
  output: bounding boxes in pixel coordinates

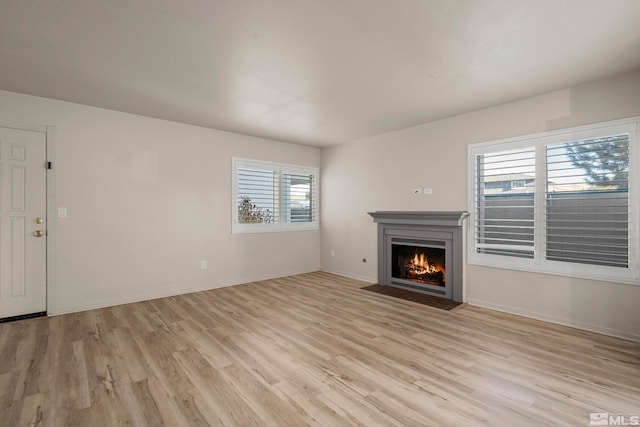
[546,134,629,268]
[237,167,278,224]
[282,172,316,223]
[468,117,639,284]
[475,147,536,259]
[232,158,319,233]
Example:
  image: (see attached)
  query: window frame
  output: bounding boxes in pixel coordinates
[468,117,639,284]
[232,157,319,234]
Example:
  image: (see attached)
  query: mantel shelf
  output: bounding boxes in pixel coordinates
[367,211,469,227]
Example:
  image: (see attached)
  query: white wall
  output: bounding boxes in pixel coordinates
[3,69,639,340]
[321,69,640,341]
[0,90,320,314]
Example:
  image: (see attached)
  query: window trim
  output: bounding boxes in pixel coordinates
[232,157,319,234]
[467,117,639,285]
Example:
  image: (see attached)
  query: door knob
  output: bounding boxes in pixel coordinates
[33,230,44,237]
[35,217,45,224]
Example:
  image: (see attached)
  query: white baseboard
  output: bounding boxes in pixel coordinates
[49,283,227,316]
[319,268,376,284]
[466,298,639,343]
[49,268,320,316]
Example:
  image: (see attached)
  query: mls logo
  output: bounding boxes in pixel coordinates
[591,413,610,425]
[591,412,640,426]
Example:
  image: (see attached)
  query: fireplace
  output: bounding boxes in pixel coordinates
[368,211,468,302]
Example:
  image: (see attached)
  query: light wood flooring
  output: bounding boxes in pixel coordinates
[1,272,639,426]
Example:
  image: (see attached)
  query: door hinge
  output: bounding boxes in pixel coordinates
[46,161,52,169]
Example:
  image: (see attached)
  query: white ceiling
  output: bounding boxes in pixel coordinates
[1,0,639,147]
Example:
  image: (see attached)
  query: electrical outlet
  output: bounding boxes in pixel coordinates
[423,188,433,194]
[58,207,67,217]
[200,260,207,269]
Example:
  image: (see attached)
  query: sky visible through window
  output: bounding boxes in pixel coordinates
[481,134,629,190]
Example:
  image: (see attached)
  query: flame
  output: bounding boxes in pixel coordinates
[409,251,437,275]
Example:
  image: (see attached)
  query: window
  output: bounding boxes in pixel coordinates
[468,117,639,284]
[232,158,319,233]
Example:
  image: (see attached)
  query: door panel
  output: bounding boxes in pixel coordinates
[0,126,47,319]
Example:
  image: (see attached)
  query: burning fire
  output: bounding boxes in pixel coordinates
[408,252,439,275]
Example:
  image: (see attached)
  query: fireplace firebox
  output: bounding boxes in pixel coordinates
[368,211,468,302]
[392,244,446,286]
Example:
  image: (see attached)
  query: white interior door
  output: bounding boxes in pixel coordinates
[0,126,47,319]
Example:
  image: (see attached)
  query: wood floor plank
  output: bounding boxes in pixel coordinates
[125,378,165,426]
[143,375,189,426]
[173,347,263,426]
[0,271,638,426]
[273,380,351,427]
[220,363,310,427]
[18,392,47,427]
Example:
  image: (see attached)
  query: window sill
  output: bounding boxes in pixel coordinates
[232,223,319,234]
[468,257,640,286]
